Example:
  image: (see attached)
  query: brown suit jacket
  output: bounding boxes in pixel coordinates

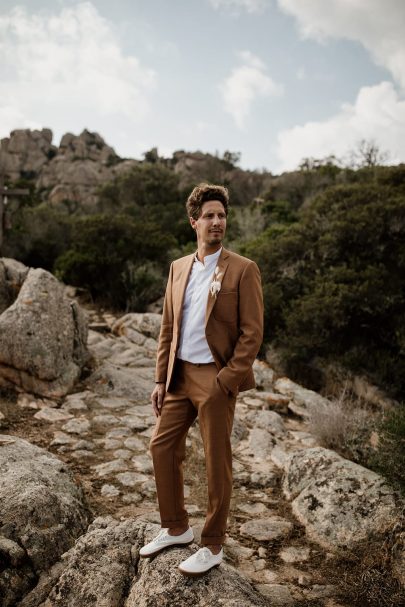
[155,247,264,396]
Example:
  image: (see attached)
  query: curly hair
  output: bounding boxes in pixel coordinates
[186,183,229,220]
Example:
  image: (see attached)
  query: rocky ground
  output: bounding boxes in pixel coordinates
[1,306,403,607]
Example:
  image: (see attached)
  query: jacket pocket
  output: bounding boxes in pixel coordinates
[213,291,238,322]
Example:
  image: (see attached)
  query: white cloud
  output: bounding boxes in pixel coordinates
[209,0,269,14]
[220,51,283,128]
[277,0,405,89]
[276,81,405,172]
[0,2,156,144]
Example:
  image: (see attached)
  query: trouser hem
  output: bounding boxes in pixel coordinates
[160,516,189,527]
[201,535,226,545]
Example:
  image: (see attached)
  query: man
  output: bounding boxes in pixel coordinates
[140,183,264,577]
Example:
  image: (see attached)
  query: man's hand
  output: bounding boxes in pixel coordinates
[151,383,166,417]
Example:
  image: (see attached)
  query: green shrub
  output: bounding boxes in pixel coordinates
[243,169,405,399]
[55,214,176,309]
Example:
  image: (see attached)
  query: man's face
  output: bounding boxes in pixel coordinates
[190,200,227,247]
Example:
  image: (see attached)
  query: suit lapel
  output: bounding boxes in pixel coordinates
[205,247,230,327]
[174,253,195,333]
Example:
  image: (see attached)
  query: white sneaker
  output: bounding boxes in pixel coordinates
[139,527,194,558]
[178,546,223,577]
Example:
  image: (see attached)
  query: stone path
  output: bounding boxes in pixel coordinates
[1,308,349,607]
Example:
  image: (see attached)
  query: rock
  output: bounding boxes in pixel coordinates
[40,517,268,606]
[0,264,88,398]
[244,427,276,460]
[254,583,295,605]
[61,417,91,435]
[116,472,149,487]
[0,436,89,606]
[36,130,121,212]
[124,436,145,451]
[93,459,129,477]
[224,537,255,560]
[240,517,293,541]
[111,312,162,341]
[237,502,269,515]
[50,431,76,446]
[283,447,400,550]
[0,257,29,313]
[84,360,155,400]
[0,128,56,181]
[33,407,74,422]
[289,430,318,447]
[271,445,291,470]
[0,536,26,567]
[113,448,133,460]
[253,359,275,390]
[307,584,338,598]
[243,396,266,408]
[262,391,291,414]
[274,377,332,418]
[245,409,286,434]
[101,484,120,497]
[279,546,311,563]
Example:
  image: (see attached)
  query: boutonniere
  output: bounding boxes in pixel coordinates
[210,266,223,298]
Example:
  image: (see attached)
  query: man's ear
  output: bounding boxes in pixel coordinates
[189,217,196,230]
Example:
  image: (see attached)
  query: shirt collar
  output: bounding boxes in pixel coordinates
[194,247,222,268]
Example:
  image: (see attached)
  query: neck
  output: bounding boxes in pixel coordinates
[196,243,222,264]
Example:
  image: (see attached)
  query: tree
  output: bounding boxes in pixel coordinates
[243,169,405,399]
[348,139,390,168]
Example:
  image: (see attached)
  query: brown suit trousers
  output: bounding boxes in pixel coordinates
[150,359,236,545]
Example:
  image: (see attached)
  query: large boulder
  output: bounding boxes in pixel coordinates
[34,516,268,607]
[0,264,88,397]
[0,436,90,607]
[0,257,29,313]
[0,128,56,181]
[283,447,401,551]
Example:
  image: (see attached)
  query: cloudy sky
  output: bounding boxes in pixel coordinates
[0,0,404,173]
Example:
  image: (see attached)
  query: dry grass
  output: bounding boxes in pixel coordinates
[326,514,405,607]
[307,381,378,460]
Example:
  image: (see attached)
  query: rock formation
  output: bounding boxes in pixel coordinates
[283,446,400,550]
[0,259,88,397]
[0,129,139,212]
[0,306,403,606]
[0,436,90,607]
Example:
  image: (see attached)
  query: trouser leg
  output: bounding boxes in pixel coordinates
[149,379,197,528]
[181,362,236,546]
[199,388,236,545]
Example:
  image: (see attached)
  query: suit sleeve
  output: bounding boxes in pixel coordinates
[217,261,264,395]
[155,262,174,383]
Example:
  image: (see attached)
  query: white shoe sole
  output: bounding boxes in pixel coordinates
[140,538,194,558]
[178,562,221,577]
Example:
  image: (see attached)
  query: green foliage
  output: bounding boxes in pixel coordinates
[123,261,164,312]
[367,405,405,495]
[244,169,405,398]
[98,163,191,245]
[5,205,71,271]
[55,214,176,309]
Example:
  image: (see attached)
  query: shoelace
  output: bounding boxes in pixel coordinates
[196,547,215,563]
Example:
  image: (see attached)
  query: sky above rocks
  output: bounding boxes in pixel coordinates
[0,0,404,173]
